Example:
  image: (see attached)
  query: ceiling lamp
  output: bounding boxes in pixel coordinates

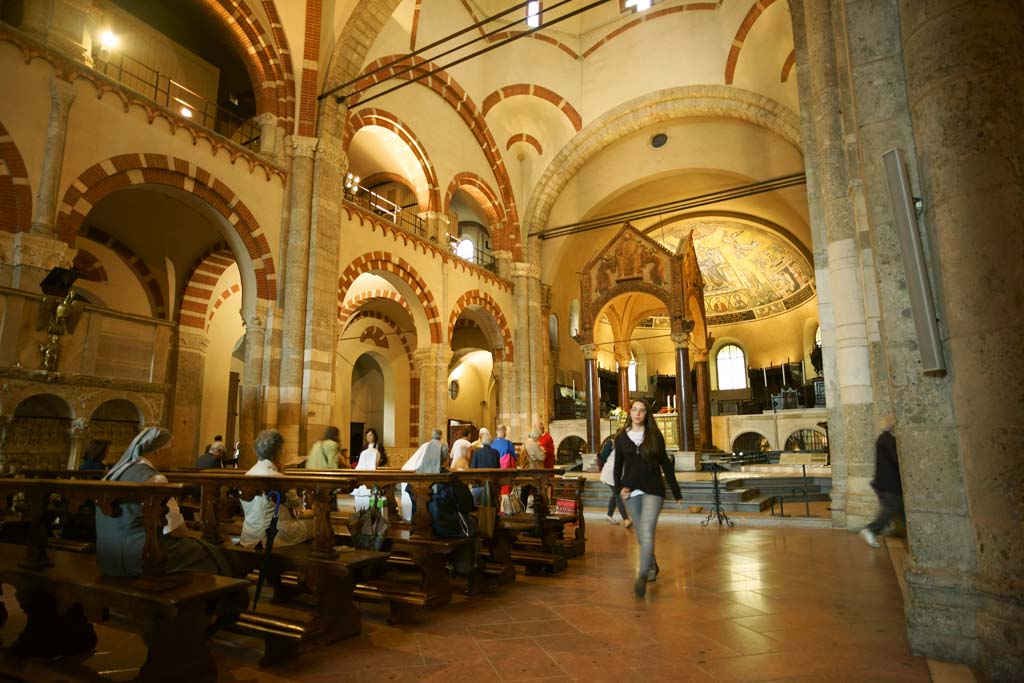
[99,29,119,50]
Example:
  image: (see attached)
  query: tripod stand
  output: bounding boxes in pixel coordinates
[701,462,735,527]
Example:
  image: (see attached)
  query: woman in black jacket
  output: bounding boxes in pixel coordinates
[613,398,682,597]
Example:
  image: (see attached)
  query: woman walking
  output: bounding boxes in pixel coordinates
[613,399,682,597]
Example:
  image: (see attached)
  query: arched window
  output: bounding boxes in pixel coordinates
[716,344,747,390]
[569,299,580,339]
[548,314,559,350]
[732,432,770,453]
[627,357,637,392]
[784,429,828,451]
[814,325,821,346]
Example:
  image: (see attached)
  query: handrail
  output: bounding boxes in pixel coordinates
[94,52,261,152]
[343,185,426,237]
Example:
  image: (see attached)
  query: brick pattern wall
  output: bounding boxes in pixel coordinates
[338,252,442,343]
[298,0,323,136]
[481,84,582,132]
[448,289,514,361]
[179,249,235,330]
[0,120,31,234]
[584,2,721,59]
[725,0,778,85]
[80,226,166,317]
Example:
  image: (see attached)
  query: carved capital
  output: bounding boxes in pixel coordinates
[580,343,598,360]
[177,331,209,353]
[670,332,691,349]
[510,261,540,279]
[68,417,89,437]
[314,135,347,169]
[50,78,77,116]
[12,232,72,270]
[254,111,277,127]
[242,311,266,333]
[290,135,319,159]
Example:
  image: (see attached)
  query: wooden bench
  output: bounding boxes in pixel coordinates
[164,470,390,662]
[0,478,250,683]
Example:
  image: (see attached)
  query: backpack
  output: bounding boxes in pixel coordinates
[428,481,479,538]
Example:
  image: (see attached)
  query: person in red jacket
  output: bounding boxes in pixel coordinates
[536,422,555,468]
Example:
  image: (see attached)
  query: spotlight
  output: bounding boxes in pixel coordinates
[99,30,119,50]
[180,106,193,118]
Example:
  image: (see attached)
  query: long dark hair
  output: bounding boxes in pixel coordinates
[364,427,388,467]
[323,426,340,443]
[620,398,666,466]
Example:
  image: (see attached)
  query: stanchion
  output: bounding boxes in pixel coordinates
[701,462,734,528]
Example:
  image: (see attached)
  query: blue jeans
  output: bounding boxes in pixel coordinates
[625,493,663,580]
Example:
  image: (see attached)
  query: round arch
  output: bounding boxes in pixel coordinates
[447,290,514,361]
[337,254,441,344]
[709,336,748,391]
[0,118,32,233]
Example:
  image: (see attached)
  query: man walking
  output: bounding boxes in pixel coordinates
[860,415,905,548]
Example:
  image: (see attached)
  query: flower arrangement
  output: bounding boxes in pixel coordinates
[608,406,626,419]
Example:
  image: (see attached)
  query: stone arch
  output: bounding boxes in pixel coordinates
[179,249,236,331]
[80,226,167,318]
[781,49,796,83]
[337,289,416,333]
[481,83,582,132]
[724,0,779,85]
[444,172,506,237]
[344,107,441,211]
[732,430,773,452]
[523,86,802,236]
[448,290,514,361]
[56,154,277,306]
[194,0,295,128]
[505,134,543,155]
[207,283,242,328]
[346,55,521,255]
[0,119,31,233]
[583,2,719,59]
[338,254,441,343]
[71,248,108,284]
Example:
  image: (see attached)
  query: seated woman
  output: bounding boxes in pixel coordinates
[78,439,110,471]
[95,426,231,578]
[239,429,314,548]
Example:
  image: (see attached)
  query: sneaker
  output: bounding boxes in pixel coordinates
[633,577,647,598]
[859,528,880,548]
[647,562,660,582]
[623,519,633,529]
[605,515,620,525]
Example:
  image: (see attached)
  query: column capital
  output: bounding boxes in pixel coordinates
[670,332,690,349]
[68,417,89,436]
[254,111,278,126]
[511,261,541,279]
[177,331,209,353]
[315,135,347,169]
[51,78,77,113]
[290,135,319,159]
[580,343,598,360]
[242,309,267,333]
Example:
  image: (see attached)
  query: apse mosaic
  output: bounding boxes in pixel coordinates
[655,219,815,325]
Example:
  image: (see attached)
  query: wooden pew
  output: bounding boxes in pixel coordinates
[164,470,389,663]
[0,477,250,683]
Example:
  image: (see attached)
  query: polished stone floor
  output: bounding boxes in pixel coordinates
[0,515,933,682]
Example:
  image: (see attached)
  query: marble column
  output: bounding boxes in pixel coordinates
[897,2,1024,676]
[694,348,712,449]
[237,307,267,468]
[616,359,630,411]
[511,262,533,436]
[671,332,694,451]
[526,242,546,425]
[32,78,75,237]
[65,417,88,470]
[581,344,600,453]
[302,135,347,456]
[254,112,279,160]
[414,345,452,442]
[792,0,880,529]
[493,359,515,436]
[276,135,317,453]
[171,331,208,467]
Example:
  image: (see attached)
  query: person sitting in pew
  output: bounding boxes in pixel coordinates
[96,426,232,577]
[469,428,500,505]
[195,441,226,468]
[78,439,110,471]
[239,429,314,548]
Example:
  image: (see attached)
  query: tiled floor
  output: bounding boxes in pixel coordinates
[0,514,933,682]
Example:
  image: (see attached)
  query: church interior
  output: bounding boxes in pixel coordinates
[0,0,1020,680]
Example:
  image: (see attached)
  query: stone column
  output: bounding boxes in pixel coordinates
[32,78,75,237]
[897,2,1024,677]
[276,135,317,453]
[616,358,630,411]
[671,332,694,451]
[526,263,545,424]
[580,344,600,452]
[493,359,515,435]
[510,262,533,436]
[301,135,347,456]
[792,0,880,529]
[65,417,88,470]
[417,210,451,245]
[254,112,279,160]
[694,347,712,449]
[414,345,451,441]
[237,307,267,468]
[171,330,208,467]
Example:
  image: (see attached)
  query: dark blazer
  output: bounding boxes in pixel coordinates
[612,430,682,501]
[872,431,902,493]
[471,445,500,469]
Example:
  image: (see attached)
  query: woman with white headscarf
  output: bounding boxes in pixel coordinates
[352,433,382,512]
[95,426,231,577]
[400,429,446,521]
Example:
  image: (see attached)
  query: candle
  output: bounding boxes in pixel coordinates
[763,366,768,385]
[572,379,575,394]
[782,362,787,386]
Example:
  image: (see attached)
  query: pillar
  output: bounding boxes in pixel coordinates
[254,112,279,160]
[616,359,630,411]
[276,135,317,453]
[66,417,88,470]
[525,242,546,425]
[237,306,267,468]
[671,332,694,451]
[32,78,75,237]
[694,348,712,449]
[580,343,600,453]
[417,210,451,244]
[897,2,1024,676]
[494,359,515,436]
[510,262,533,436]
[171,330,208,466]
[414,345,452,442]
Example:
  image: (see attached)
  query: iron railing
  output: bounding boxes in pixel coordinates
[94,53,261,152]
[343,185,426,237]
[446,234,496,272]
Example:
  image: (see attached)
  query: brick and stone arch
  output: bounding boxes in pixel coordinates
[56,154,277,307]
[179,249,236,331]
[343,309,415,372]
[207,283,241,328]
[338,254,442,344]
[522,86,802,236]
[444,173,506,240]
[724,0,779,85]
[448,289,514,361]
[780,50,796,83]
[584,2,722,59]
[347,55,521,256]
[0,119,31,234]
[195,0,295,130]
[71,248,107,284]
[338,289,416,331]
[481,84,583,132]
[343,107,441,211]
[80,226,167,318]
[506,134,543,156]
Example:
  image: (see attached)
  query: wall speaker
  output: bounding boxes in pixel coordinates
[882,149,946,375]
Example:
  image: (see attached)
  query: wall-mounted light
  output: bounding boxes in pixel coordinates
[179,106,193,118]
[99,30,119,50]
[449,380,460,400]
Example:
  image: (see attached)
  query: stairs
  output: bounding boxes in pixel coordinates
[581,476,832,513]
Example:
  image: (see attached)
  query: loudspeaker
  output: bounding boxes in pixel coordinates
[882,149,946,376]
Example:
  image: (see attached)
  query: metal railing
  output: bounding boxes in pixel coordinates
[94,53,261,152]
[343,185,426,237]
[446,234,496,272]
